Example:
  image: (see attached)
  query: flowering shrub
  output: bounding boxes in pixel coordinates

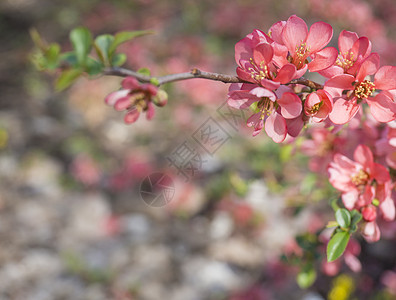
[32,13,396,290]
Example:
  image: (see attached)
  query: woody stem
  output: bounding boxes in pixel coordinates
[103,67,324,89]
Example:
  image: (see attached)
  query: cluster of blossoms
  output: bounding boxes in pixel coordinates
[228,15,396,142]
[228,15,396,245]
[328,144,395,242]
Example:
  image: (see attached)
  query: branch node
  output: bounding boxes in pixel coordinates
[191,68,201,76]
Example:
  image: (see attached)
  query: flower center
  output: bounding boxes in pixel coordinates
[306,102,322,115]
[248,58,271,82]
[354,80,375,99]
[336,51,355,71]
[257,97,274,119]
[351,169,369,186]
[294,42,310,68]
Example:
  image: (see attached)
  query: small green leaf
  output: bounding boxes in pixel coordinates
[94,34,114,65]
[30,28,47,51]
[350,209,362,226]
[150,77,160,86]
[335,208,351,228]
[55,69,83,91]
[60,52,78,67]
[330,198,340,211]
[44,43,61,69]
[297,265,316,289]
[70,27,92,66]
[111,53,127,67]
[85,58,104,76]
[327,231,350,262]
[137,67,151,76]
[326,221,338,228]
[109,30,154,56]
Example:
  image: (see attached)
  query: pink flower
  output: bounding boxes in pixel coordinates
[105,76,159,124]
[325,55,396,124]
[304,89,333,122]
[328,144,390,210]
[277,15,338,76]
[320,30,372,78]
[228,83,302,142]
[234,30,297,89]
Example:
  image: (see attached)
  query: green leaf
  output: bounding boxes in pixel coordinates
[94,34,114,65]
[44,43,61,69]
[327,231,350,262]
[335,208,351,228]
[85,58,104,76]
[330,198,340,211]
[70,27,92,66]
[111,53,127,67]
[297,265,316,289]
[137,67,151,76]
[30,28,47,51]
[60,52,78,67]
[109,30,154,56]
[350,209,362,226]
[150,77,160,86]
[55,69,83,91]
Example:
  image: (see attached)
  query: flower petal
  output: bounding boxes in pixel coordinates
[329,97,360,124]
[379,197,395,221]
[324,74,355,97]
[282,15,308,55]
[253,43,273,66]
[338,30,358,55]
[308,47,338,72]
[274,64,297,83]
[124,108,140,124]
[265,112,287,143]
[277,92,302,119]
[105,89,129,106]
[227,91,258,109]
[367,93,396,123]
[249,87,276,100]
[114,97,132,111]
[235,36,253,65]
[353,144,373,169]
[306,21,333,53]
[356,53,380,82]
[374,65,396,90]
[122,77,140,89]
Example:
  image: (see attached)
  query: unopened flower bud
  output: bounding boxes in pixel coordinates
[153,90,168,107]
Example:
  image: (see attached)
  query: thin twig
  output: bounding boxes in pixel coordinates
[103,67,324,89]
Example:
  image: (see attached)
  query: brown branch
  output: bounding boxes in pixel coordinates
[289,78,324,90]
[103,66,324,89]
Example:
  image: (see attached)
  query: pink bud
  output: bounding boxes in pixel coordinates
[362,205,377,222]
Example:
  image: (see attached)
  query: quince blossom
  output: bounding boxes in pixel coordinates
[328,145,395,242]
[105,77,160,124]
[235,30,297,89]
[325,54,396,124]
[228,83,301,142]
[270,15,338,77]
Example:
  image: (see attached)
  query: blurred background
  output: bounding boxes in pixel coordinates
[1,0,396,299]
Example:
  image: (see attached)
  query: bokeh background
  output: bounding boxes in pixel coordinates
[1,0,396,299]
